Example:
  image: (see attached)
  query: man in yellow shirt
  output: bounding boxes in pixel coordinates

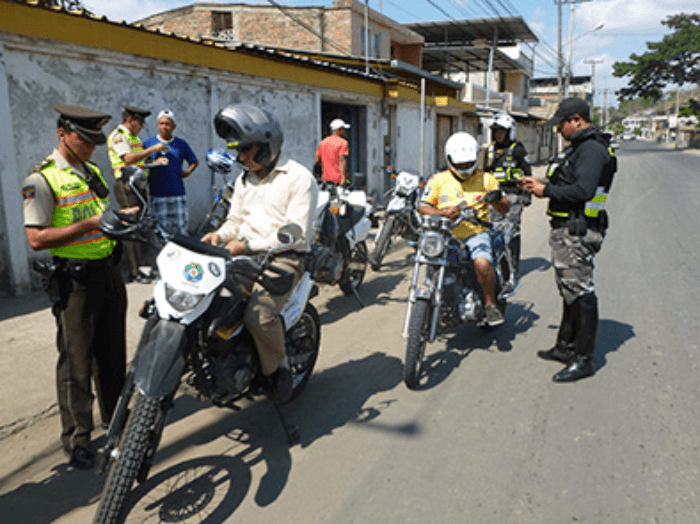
[419,132,510,327]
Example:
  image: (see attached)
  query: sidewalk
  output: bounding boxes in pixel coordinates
[0,282,153,439]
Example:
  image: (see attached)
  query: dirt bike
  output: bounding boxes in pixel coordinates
[308,181,372,306]
[93,168,320,524]
[402,193,519,389]
[370,167,423,270]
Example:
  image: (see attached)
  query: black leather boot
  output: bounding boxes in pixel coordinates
[553,294,598,383]
[538,300,575,363]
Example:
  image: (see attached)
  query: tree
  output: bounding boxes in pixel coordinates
[613,13,700,101]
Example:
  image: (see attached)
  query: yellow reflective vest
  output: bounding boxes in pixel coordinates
[40,159,116,260]
[108,125,145,179]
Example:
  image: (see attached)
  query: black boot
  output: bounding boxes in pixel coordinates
[553,294,598,383]
[538,299,575,363]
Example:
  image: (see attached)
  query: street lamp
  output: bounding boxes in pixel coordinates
[564,21,604,97]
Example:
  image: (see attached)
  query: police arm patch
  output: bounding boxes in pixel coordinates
[22,185,36,200]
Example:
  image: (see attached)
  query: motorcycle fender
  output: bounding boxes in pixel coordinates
[133,320,190,398]
[414,282,433,301]
[386,196,406,213]
[346,216,371,247]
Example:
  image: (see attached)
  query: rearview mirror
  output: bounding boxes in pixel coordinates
[277,223,303,244]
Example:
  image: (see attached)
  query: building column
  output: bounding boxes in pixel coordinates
[0,44,31,295]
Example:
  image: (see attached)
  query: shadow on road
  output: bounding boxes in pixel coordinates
[0,352,408,523]
[409,300,541,391]
[520,256,550,278]
[594,318,635,373]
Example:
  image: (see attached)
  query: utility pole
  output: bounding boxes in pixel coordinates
[556,0,562,102]
[584,58,603,108]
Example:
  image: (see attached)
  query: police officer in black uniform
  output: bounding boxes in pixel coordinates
[485,112,532,290]
[22,104,130,469]
[519,97,616,383]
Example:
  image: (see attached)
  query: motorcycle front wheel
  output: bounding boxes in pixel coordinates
[404,299,430,389]
[93,393,162,524]
[370,215,396,270]
[340,241,368,295]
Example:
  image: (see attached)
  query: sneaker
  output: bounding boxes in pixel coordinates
[262,366,293,404]
[484,304,504,327]
[68,446,96,470]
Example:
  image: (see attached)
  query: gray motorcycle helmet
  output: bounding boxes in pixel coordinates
[214,103,283,171]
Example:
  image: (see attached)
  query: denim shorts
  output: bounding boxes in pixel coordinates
[464,231,494,264]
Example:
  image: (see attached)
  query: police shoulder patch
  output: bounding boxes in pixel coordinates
[22,185,36,200]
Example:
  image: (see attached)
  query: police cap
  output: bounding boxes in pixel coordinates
[123,105,151,123]
[53,103,112,145]
[544,97,591,126]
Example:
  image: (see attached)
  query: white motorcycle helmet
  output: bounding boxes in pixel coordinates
[445,132,480,180]
[490,112,516,141]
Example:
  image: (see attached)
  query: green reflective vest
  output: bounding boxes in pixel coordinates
[41,159,116,260]
[487,142,525,181]
[108,125,145,179]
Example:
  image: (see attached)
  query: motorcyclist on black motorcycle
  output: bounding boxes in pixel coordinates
[418,131,510,327]
[201,103,319,403]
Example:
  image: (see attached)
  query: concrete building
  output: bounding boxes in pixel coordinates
[138,0,424,67]
[0,1,475,296]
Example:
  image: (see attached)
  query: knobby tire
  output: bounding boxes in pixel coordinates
[370,216,396,270]
[287,303,321,401]
[340,241,368,295]
[93,393,161,524]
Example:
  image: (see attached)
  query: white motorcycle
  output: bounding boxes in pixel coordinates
[370,167,423,270]
[308,181,372,305]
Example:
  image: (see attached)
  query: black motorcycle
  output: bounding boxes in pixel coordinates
[402,194,518,389]
[93,169,321,524]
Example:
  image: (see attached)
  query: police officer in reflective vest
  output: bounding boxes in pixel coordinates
[22,104,132,469]
[485,112,532,290]
[519,98,616,383]
[107,105,168,282]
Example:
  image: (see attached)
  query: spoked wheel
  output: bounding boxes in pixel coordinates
[93,393,162,524]
[370,216,396,270]
[404,299,431,389]
[285,303,321,401]
[340,241,368,295]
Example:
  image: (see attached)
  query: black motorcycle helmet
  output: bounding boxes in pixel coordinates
[214,103,283,172]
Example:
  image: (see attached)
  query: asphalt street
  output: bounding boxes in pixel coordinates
[1,146,700,523]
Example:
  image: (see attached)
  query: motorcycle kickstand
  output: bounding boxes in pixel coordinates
[273,402,301,446]
[350,282,365,308]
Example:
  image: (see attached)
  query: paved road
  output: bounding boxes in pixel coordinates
[1,147,699,523]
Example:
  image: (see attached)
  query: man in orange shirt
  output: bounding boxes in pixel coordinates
[315,118,350,185]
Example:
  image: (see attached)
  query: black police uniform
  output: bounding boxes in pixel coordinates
[540,124,616,382]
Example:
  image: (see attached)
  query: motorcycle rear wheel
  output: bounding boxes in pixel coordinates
[93,393,161,524]
[286,303,321,401]
[370,216,396,270]
[404,299,430,389]
[340,241,368,295]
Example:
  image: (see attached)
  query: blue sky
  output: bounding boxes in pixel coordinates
[83,0,699,106]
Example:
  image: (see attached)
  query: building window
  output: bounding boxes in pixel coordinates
[361,29,382,59]
[212,11,232,34]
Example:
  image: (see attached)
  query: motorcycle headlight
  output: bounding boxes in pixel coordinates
[165,283,206,312]
[419,231,445,257]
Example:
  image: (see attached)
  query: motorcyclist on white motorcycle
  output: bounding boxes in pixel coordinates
[418,131,510,327]
[202,103,319,403]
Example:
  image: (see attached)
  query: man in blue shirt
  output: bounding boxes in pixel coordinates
[144,109,199,235]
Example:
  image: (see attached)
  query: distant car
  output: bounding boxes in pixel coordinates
[621,134,632,141]
[609,138,619,150]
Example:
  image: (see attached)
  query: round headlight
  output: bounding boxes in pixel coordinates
[419,231,445,257]
[165,283,206,312]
